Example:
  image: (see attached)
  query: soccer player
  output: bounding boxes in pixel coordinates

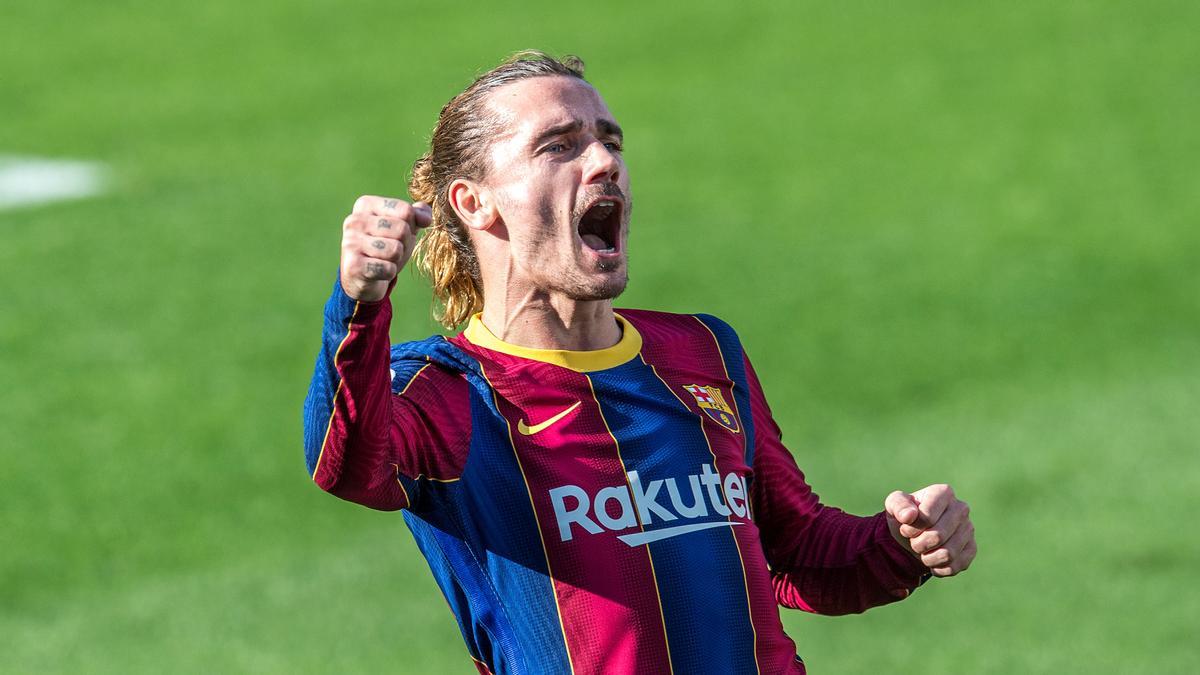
[304,51,976,674]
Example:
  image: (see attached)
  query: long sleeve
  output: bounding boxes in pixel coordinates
[302,278,469,511]
[745,352,930,615]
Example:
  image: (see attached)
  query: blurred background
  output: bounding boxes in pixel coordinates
[2,1,1197,672]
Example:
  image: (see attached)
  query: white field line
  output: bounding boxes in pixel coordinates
[0,155,107,210]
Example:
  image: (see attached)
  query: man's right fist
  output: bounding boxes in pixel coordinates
[340,195,432,302]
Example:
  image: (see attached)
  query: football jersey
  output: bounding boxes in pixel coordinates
[303,280,929,674]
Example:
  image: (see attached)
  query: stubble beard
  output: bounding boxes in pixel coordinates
[526,190,631,302]
[539,228,629,302]
[564,262,628,301]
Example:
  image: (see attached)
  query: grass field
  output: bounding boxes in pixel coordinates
[3,2,1198,672]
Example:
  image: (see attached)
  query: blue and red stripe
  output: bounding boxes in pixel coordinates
[590,355,758,674]
[477,355,671,674]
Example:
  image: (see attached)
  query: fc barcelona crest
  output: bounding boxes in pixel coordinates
[683,384,740,433]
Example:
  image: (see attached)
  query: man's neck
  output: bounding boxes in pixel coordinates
[479,294,621,352]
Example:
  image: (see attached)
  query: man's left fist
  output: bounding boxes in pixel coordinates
[885,484,976,577]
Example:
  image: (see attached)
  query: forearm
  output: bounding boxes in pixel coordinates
[769,507,929,615]
[302,277,408,510]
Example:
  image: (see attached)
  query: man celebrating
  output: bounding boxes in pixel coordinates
[304,52,975,674]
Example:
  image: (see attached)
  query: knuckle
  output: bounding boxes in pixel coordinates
[917,533,941,553]
[922,549,950,567]
[885,491,909,514]
[393,201,413,221]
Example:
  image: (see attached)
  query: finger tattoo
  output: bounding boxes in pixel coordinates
[366,261,386,276]
[383,199,398,210]
[378,218,391,229]
[371,239,386,250]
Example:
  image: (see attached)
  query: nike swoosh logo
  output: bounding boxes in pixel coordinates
[517,401,581,436]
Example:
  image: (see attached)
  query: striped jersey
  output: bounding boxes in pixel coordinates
[303,280,929,674]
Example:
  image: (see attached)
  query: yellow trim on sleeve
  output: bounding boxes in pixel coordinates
[463,313,642,372]
[312,300,362,481]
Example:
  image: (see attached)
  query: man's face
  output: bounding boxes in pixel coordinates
[478,75,631,302]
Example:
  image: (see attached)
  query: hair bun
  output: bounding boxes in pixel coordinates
[408,154,435,203]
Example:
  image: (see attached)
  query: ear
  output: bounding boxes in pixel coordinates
[448,178,498,231]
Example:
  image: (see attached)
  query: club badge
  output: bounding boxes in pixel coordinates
[683,384,741,433]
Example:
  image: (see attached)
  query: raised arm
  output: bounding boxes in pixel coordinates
[302,196,446,511]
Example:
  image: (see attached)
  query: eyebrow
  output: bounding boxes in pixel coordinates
[531,118,624,147]
[598,119,624,142]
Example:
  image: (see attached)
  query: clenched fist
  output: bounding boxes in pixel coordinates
[885,484,976,577]
[340,195,432,302]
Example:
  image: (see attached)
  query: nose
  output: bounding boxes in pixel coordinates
[583,139,621,185]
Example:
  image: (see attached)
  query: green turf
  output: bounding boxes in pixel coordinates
[2,1,1197,672]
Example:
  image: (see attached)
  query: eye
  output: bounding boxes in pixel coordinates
[545,142,569,153]
[604,141,623,153]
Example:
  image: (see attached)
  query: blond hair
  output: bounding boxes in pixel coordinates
[409,50,587,328]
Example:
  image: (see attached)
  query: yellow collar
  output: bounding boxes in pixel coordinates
[464,313,642,372]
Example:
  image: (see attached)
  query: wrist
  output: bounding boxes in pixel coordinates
[328,273,391,326]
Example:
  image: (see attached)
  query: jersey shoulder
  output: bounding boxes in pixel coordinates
[387,335,472,398]
[617,308,743,351]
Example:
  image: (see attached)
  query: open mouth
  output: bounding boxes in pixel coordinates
[577,198,622,254]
